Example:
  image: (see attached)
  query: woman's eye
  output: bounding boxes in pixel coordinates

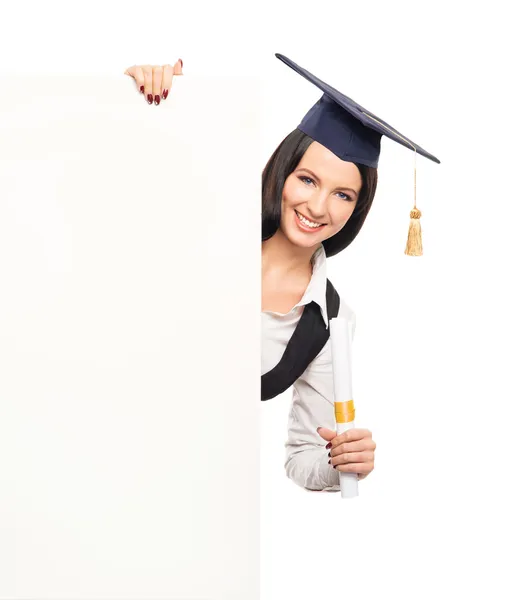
[298,176,354,201]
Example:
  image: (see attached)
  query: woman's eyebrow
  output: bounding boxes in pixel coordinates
[297,167,358,195]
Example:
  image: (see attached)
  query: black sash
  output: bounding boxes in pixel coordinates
[261,279,340,401]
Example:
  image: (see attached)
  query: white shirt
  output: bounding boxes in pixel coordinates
[261,244,356,492]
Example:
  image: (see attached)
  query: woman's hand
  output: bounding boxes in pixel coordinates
[317,426,375,481]
[123,59,183,105]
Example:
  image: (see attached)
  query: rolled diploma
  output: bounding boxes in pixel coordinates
[329,317,359,499]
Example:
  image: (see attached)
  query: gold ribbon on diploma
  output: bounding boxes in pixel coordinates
[335,400,355,424]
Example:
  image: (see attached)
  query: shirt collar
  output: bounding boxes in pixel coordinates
[295,244,329,329]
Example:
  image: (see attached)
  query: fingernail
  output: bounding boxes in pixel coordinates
[162,89,168,99]
[326,443,332,450]
[328,451,331,457]
[140,85,144,94]
[328,459,331,464]
[147,94,153,104]
[179,58,183,68]
[154,94,160,105]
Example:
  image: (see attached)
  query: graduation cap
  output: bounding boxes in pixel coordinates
[275,53,441,256]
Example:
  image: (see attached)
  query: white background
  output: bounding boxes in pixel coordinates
[2,1,523,599]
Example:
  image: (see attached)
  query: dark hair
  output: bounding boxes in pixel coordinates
[262,129,378,258]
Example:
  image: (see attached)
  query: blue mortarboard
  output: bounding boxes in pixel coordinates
[275,53,441,256]
[275,53,440,169]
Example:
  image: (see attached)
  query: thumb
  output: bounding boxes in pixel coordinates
[317,426,337,442]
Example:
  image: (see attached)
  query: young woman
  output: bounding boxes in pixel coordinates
[124,54,438,492]
[260,128,377,491]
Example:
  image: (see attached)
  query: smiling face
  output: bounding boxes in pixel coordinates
[279,141,363,249]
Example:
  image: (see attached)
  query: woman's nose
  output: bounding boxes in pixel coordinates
[307,191,329,219]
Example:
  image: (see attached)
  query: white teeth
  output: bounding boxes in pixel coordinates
[296,211,323,228]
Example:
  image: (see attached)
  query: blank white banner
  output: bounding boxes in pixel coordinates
[0,74,261,600]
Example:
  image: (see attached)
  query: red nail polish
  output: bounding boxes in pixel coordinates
[147,94,153,104]
[179,58,183,68]
[162,89,168,99]
[326,443,332,450]
[328,459,331,464]
[140,85,144,94]
[154,94,160,105]
[328,451,331,457]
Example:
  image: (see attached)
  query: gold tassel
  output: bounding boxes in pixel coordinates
[362,110,430,256]
[404,145,422,256]
[405,207,423,256]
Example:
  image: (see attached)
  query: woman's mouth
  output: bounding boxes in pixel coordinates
[294,210,326,233]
